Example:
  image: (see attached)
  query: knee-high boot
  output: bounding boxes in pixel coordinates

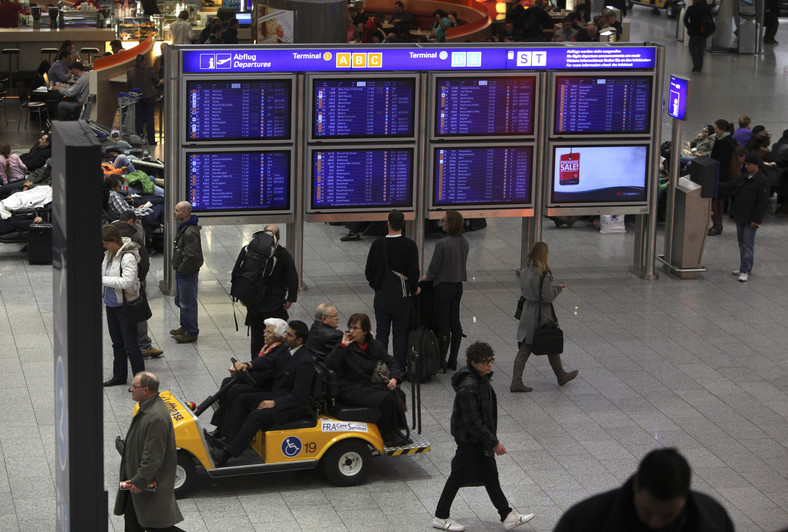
[510,343,532,392]
[446,330,463,371]
[439,333,451,371]
[548,354,578,386]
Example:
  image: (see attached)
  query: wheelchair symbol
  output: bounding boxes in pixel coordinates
[282,436,302,457]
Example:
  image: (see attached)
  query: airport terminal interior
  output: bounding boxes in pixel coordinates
[0,9,787,532]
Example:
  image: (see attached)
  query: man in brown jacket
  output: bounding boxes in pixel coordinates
[115,371,184,531]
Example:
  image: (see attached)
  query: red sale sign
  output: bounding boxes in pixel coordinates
[559,152,580,185]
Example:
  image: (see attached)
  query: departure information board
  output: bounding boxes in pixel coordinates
[433,146,532,206]
[311,148,413,210]
[312,78,415,139]
[554,76,651,135]
[186,79,292,141]
[187,151,290,212]
[435,76,535,137]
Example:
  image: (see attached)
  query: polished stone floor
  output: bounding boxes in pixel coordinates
[0,12,787,532]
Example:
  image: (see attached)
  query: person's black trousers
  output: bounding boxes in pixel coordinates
[435,443,511,521]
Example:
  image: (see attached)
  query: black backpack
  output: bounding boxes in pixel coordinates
[230,230,278,307]
[700,10,716,37]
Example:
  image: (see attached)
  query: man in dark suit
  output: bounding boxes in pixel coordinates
[213,320,316,465]
[305,303,343,359]
[114,372,184,531]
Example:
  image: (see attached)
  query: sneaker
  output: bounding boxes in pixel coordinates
[142,348,163,359]
[738,273,749,282]
[731,270,740,276]
[174,333,198,343]
[169,327,184,336]
[503,512,535,530]
[432,517,465,531]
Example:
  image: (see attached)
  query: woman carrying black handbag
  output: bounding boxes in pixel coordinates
[512,242,578,393]
[101,224,145,387]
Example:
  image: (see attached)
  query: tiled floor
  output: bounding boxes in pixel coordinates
[1,13,788,532]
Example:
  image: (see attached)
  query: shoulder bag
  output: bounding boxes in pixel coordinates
[531,272,563,356]
[120,258,152,324]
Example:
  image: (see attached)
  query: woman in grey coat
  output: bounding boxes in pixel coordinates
[512,242,578,392]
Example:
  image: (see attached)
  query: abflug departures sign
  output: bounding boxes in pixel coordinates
[181,46,657,73]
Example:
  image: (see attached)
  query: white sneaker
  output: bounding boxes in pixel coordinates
[433,517,466,531]
[731,270,740,275]
[738,273,749,282]
[503,511,535,530]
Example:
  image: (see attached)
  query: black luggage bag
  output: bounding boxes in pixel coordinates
[407,280,441,382]
[28,222,52,265]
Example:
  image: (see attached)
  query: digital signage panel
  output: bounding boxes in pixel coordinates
[667,75,689,120]
[433,75,536,138]
[310,147,414,212]
[431,145,533,209]
[186,149,291,214]
[550,144,649,205]
[310,76,416,140]
[185,78,292,141]
[553,74,652,135]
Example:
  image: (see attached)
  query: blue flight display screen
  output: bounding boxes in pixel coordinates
[554,76,652,134]
[312,78,415,138]
[435,77,535,136]
[433,146,532,206]
[312,149,413,209]
[186,79,291,141]
[187,151,290,212]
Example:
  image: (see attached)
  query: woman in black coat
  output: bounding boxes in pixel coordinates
[326,313,410,447]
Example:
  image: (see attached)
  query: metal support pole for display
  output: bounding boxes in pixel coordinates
[519,217,532,275]
[663,118,682,269]
[160,45,179,296]
[290,74,306,291]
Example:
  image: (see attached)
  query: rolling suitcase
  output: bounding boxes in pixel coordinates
[408,281,441,382]
[28,222,53,265]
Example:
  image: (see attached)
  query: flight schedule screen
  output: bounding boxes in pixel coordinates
[554,76,651,135]
[312,149,413,209]
[186,79,291,141]
[433,146,532,206]
[435,77,536,136]
[187,151,290,212]
[312,78,415,138]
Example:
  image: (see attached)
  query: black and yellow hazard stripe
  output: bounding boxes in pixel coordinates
[385,445,431,456]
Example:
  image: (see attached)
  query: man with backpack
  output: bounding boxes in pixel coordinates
[684,0,715,73]
[237,224,299,358]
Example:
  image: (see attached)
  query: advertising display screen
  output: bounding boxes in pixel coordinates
[667,75,689,120]
[187,150,291,213]
[311,77,416,139]
[432,146,532,208]
[434,76,536,137]
[186,78,292,141]
[311,148,413,211]
[550,145,649,204]
[553,75,652,135]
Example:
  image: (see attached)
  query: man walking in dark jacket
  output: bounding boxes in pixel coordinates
[433,341,535,532]
[245,223,299,357]
[170,201,203,343]
[722,153,770,282]
[365,209,420,373]
[684,0,713,72]
[554,448,734,532]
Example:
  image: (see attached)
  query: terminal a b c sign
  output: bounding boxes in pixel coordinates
[335,52,383,69]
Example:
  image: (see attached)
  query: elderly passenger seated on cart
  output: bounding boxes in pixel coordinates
[210,320,316,466]
[326,313,412,448]
[208,317,289,438]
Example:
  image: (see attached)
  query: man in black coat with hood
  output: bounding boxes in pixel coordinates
[432,341,535,532]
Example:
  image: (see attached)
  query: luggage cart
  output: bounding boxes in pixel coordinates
[111,88,143,146]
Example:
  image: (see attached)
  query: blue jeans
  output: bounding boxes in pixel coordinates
[175,271,199,337]
[736,222,757,274]
[374,292,411,372]
[106,305,144,381]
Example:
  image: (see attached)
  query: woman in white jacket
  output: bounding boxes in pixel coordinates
[101,224,145,386]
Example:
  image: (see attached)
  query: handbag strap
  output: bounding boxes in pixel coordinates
[382,238,410,297]
[536,270,558,326]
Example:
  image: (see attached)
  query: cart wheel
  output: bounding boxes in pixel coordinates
[322,439,372,487]
[626,0,633,9]
[174,450,196,498]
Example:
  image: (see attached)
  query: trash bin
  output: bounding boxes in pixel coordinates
[670,177,710,279]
